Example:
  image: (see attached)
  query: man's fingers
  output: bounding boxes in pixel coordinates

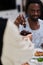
[14,14,26,26]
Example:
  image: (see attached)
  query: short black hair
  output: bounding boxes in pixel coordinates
[25,0,43,14]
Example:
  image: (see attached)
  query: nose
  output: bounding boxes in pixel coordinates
[34,11,38,15]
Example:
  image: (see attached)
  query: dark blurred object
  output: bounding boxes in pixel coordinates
[0,60,2,65]
[40,3,43,20]
[17,5,21,12]
[40,43,43,49]
[0,17,8,65]
[20,30,31,36]
[0,0,16,11]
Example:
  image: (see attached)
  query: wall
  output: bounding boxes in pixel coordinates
[0,9,19,22]
[41,0,43,2]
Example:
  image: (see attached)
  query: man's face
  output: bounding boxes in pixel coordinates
[28,3,41,21]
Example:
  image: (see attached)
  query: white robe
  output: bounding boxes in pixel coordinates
[1,20,34,65]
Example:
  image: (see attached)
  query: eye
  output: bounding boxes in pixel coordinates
[30,9,35,13]
[31,10,34,12]
[37,10,40,13]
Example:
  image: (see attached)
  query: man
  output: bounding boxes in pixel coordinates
[15,0,43,48]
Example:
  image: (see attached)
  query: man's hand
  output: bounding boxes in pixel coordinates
[14,14,26,27]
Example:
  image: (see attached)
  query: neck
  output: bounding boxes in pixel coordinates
[28,18,40,30]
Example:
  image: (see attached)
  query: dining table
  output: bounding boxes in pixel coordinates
[30,48,43,65]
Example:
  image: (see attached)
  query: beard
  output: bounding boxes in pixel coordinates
[31,17,38,22]
[29,15,39,22]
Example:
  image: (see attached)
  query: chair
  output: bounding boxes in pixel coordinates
[0,17,7,65]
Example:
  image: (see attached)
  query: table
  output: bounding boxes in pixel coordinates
[30,48,43,65]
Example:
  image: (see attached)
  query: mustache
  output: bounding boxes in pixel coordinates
[32,15,40,17]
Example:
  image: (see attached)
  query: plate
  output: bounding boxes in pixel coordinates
[30,48,43,65]
[32,48,43,58]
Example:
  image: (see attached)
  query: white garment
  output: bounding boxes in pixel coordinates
[1,20,34,65]
[19,18,43,48]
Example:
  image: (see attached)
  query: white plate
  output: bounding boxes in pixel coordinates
[30,48,43,65]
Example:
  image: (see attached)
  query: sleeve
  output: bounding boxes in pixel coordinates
[1,55,14,65]
[1,20,23,65]
[1,20,34,65]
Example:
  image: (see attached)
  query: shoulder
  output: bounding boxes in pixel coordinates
[38,19,43,24]
[38,19,43,22]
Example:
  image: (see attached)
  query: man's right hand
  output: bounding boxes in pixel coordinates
[14,14,26,27]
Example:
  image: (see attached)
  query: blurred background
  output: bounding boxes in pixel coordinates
[0,0,43,20]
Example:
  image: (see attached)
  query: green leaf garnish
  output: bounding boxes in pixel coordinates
[37,58,43,62]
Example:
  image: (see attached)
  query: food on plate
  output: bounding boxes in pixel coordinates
[34,51,43,56]
[37,58,43,62]
[33,58,43,62]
